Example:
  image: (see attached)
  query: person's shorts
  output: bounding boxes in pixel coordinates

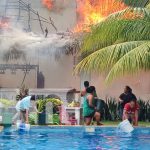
[84,111,95,119]
[20,110,26,123]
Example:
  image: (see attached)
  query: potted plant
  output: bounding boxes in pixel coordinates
[36,98,63,125]
[0,99,15,126]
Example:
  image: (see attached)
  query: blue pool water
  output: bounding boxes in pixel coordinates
[0,127,150,150]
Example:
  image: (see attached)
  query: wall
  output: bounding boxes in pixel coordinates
[0,0,149,100]
[91,71,150,100]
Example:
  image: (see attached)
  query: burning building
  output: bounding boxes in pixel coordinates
[0,0,149,99]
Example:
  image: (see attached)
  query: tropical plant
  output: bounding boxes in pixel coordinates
[0,99,15,107]
[29,113,37,125]
[105,97,119,120]
[75,6,150,84]
[138,99,150,121]
[102,98,150,121]
[36,98,63,112]
[120,0,149,7]
[53,114,60,125]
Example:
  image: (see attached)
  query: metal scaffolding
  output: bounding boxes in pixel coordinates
[0,0,57,33]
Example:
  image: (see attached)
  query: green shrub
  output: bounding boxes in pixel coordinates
[138,99,150,122]
[36,98,63,112]
[104,97,119,121]
[0,99,15,107]
[29,113,37,125]
[103,98,150,122]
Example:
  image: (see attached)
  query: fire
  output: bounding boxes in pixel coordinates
[74,0,127,32]
[42,0,53,9]
[0,18,9,29]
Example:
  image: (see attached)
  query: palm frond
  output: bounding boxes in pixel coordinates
[81,8,150,56]
[75,41,147,74]
[118,0,149,8]
[105,41,150,84]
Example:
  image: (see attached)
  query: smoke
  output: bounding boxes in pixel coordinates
[0,25,75,63]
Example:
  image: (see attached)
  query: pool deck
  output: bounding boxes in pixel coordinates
[0,124,149,131]
[0,126,3,132]
[32,124,150,128]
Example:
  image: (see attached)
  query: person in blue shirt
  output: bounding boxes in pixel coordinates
[13,95,40,124]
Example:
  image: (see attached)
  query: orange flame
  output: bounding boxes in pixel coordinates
[74,0,127,32]
[42,0,53,9]
[0,18,9,29]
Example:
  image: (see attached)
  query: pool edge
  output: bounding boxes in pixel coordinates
[0,126,4,132]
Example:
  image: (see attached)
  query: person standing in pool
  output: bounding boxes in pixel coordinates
[119,86,137,119]
[83,86,101,125]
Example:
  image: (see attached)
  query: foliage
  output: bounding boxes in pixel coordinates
[29,113,59,125]
[29,113,37,125]
[53,114,59,125]
[138,99,150,121]
[102,98,150,122]
[0,99,15,107]
[75,7,150,84]
[105,97,119,121]
[120,0,149,7]
[36,98,63,112]
[68,101,80,107]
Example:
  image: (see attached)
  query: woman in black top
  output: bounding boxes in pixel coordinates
[119,86,137,119]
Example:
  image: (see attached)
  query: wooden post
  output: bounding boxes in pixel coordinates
[17,0,21,21]
[4,0,9,17]
[49,16,57,32]
[27,4,31,31]
[37,12,44,34]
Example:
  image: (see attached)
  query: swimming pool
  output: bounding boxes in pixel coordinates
[0,126,150,150]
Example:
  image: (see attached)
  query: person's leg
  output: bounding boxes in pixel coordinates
[84,117,92,125]
[133,111,138,126]
[20,111,26,123]
[12,111,20,124]
[94,112,103,125]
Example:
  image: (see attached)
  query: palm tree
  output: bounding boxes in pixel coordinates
[121,0,149,7]
[75,6,150,84]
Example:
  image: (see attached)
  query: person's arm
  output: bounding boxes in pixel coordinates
[25,109,29,124]
[134,110,138,126]
[123,109,128,120]
[81,88,86,97]
[119,98,123,103]
[123,104,129,120]
[34,104,42,113]
[94,91,98,99]
[119,94,124,103]
[134,103,139,126]
[88,95,95,108]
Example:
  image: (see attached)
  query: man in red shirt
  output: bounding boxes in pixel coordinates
[123,99,140,126]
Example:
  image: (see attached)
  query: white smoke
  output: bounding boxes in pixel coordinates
[0,25,75,63]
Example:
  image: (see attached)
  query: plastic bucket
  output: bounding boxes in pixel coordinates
[16,121,30,132]
[118,119,134,133]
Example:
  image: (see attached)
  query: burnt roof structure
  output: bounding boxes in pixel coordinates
[0,0,57,33]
